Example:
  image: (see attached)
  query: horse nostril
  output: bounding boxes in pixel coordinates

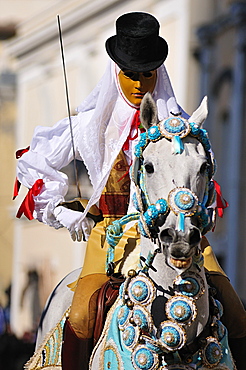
[160,228,175,244]
[189,228,201,246]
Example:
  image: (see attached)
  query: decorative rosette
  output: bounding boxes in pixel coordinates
[168,188,198,215]
[201,337,223,368]
[159,117,190,138]
[117,305,131,330]
[214,320,226,341]
[173,272,205,300]
[142,199,169,227]
[122,324,140,349]
[165,296,197,326]
[127,275,156,306]
[131,344,159,370]
[147,125,162,141]
[132,305,154,332]
[159,117,191,154]
[168,188,199,232]
[213,299,224,319]
[159,321,186,351]
[139,198,169,237]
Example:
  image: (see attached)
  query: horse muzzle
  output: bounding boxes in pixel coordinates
[160,226,201,270]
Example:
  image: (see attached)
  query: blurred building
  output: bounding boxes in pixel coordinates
[0,0,61,328]
[195,0,246,298]
[1,0,245,337]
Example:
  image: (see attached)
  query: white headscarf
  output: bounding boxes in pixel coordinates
[74,60,186,221]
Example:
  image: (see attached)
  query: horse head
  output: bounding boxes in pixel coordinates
[134,92,215,273]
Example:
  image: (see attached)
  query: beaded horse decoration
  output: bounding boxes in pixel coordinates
[90,94,235,370]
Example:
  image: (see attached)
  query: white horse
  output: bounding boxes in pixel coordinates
[90,93,235,369]
[26,94,235,370]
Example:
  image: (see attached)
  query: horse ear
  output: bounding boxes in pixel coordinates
[188,96,208,128]
[140,92,158,130]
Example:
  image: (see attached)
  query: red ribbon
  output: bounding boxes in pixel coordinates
[213,179,229,218]
[13,146,30,199]
[16,179,44,220]
[13,178,21,200]
[16,146,30,159]
[123,110,144,151]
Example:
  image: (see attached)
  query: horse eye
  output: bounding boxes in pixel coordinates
[200,162,209,174]
[145,163,154,174]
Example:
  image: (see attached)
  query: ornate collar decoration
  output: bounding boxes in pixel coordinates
[110,262,228,369]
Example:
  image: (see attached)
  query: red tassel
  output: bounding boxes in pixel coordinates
[16,179,44,220]
[213,180,229,218]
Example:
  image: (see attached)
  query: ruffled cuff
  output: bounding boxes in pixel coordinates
[33,180,68,229]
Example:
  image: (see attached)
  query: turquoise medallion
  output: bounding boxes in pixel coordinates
[173,271,205,300]
[202,337,223,367]
[159,117,190,139]
[159,321,186,351]
[165,296,197,325]
[122,324,140,349]
[128,275,156,306]
[132,305,153,332]
[117,305,131,330]
[168,188,198,217]
[131,344,159,370]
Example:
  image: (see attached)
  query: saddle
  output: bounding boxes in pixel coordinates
[93,273,125,345]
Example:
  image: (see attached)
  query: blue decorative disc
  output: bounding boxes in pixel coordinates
[117,305,131,330]
[131,345,159,370]
[159,321,186,351]
[147,125,161,141]
[214,299,224,319]
[216,320,226,341]
[168,188,198,217]
[165,296,197,325]
[202,337,222,367]
[132,305,153,332]
[128,275,156,306]
[174,191,195,210]
[122,324,139,349]
[159,117,190,140]
[174,272,205,299]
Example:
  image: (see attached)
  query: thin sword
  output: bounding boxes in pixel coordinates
[57,14,81,198]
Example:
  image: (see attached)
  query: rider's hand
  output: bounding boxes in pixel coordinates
[53,206,95,242]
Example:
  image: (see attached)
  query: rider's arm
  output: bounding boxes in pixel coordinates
[16,115,81,228]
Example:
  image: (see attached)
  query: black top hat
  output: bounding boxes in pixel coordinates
[106,12,168,72]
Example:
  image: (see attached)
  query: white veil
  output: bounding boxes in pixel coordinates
[75,60,185,220]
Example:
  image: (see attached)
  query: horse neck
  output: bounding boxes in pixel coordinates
[140,236,210,339]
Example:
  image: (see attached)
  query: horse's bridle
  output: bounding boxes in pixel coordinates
[131,116,216,239]
[105,116,216,270]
